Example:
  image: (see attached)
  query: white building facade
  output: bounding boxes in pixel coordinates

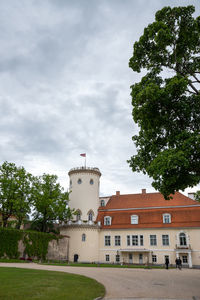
[60,167,200,268]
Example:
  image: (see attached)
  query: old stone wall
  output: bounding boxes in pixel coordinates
[47,236,69,261]
[17,235,69,261]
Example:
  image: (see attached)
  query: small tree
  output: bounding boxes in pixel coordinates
[31,174,70,233]
[128,6,200,198]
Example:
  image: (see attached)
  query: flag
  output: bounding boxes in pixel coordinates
[80,153,86,157]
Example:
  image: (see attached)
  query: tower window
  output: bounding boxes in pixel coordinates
[76,210,82,221]
[82,234,86,242]
[88,211,93,221]
[90,179,94,185]
[77,178,82,184]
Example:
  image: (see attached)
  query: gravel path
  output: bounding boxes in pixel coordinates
[0,263,200,299]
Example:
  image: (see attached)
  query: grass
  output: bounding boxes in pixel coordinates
[0,258,29,263]
[0,267,105,300]
[39,261,165,269]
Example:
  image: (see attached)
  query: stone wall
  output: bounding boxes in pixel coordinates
[47,236,69,261]
[17,235,69,261]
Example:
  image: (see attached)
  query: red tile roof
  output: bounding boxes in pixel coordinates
[103,192,198,209]
[97,192,200,229]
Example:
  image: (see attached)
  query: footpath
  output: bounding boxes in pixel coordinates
[0,263,200,299]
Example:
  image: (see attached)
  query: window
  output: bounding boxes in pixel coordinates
[82,234,86,242]
[132,235,138,246]
[182,255,188,263]
[105,236,111,246]
[115,236,121,246]
[90,179,94,185]
[76,210,81,221]
[140,235,144,246]
[179,232,187,246]
[104,216,111,226]
[150,235,157,246]
[100,200,105,207]
[162,235,169,246]
[152,255,157,263]
[127,235,143,246]
[77,178,82,184]
[163,213,171,224]
[131,215,138,224]
[69,180,72,188]
[88,211,93,221]
[127,235,130,246]
[105,254,110,262]
[116,254,120,262]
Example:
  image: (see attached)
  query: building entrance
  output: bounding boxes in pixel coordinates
[74,254,79,262]
[129,253,133,264]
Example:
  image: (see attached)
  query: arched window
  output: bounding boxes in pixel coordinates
[179,232,187,246]
[76,210,82,221]
[131,215,138,224]
[90,179,94,185]
[100,200,105,207]
[163,213,171,224]
[82,233,86,242]
[88,210,94,221]
[77,178,82,184]
[104,216,112,226]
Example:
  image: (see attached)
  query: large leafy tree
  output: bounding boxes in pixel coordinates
[31,174,70,233]
[128,5,200,198]
[0,161,32,228]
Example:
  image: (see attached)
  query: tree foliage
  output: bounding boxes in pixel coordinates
[128,5,200,198]
[0,161,72,232]
[0,162,32,228]
[31,174,70,233]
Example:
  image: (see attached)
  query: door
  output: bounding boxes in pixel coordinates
[74,254,79,262]
[129,253,133,264]
[139,254,143,264]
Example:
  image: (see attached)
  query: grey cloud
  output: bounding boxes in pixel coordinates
[0,0,199,196]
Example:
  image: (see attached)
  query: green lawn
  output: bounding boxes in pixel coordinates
[0,267,105,300]
[40,261,165,269]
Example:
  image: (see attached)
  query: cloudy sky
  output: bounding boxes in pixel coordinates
[0,0,199,196]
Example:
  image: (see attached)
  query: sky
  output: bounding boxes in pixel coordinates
[0,0,199,197]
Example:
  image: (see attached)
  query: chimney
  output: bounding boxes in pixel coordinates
[116,191,120,196]
[142,189,146,194]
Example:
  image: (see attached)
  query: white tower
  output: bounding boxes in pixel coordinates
[68,167,101,222]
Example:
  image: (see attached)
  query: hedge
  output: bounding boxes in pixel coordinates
[0,228,57,260]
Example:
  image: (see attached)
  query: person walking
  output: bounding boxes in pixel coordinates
[178,257,182,270]
[165,257,169,269]
[175,257,179,269]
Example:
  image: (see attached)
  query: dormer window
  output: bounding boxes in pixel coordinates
[131,215,138,224]
[100,200,105,207]
[104,216,112,226]
[163,213,171,224]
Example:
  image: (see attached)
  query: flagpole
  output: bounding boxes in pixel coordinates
[80,153,86,168]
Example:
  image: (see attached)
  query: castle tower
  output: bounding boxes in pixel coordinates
[68,167,101,222]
